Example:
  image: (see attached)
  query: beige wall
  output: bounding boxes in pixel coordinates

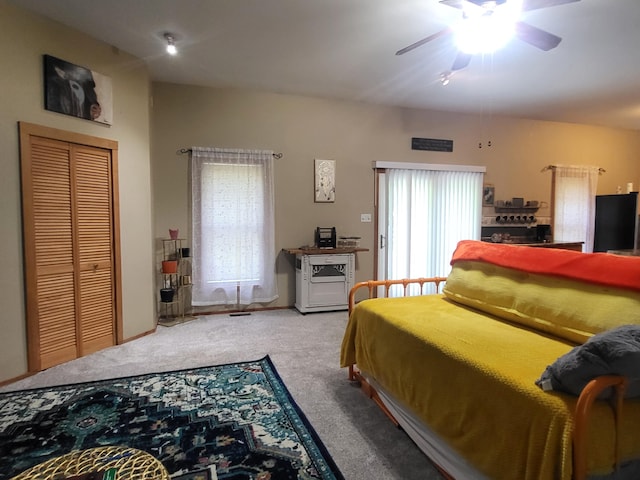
[151,83,640,308]
[0,2,155,382]
[2,1,640,383]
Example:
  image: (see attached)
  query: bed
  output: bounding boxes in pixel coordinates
[340,240,640,480]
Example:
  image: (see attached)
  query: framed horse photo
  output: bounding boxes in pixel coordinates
[43,55,113,125]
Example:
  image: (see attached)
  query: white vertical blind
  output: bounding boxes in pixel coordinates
[191,147,278,306]
[385,166,484,295]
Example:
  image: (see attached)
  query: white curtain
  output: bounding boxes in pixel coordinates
[191,147,278,306]
[552,165,600,253]
[386,167,483,294]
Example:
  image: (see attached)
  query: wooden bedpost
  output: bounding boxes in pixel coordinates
[573,375,627,480]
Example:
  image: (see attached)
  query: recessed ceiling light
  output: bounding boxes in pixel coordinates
[164,33,177,55]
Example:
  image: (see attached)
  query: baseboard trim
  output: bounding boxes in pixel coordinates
[190,305,294,316]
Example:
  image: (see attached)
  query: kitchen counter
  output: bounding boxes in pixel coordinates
[481,240,584,252]
[517,241,583,251]
[607,249,640,256]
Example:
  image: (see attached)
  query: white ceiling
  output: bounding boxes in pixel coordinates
[12,0,640,130]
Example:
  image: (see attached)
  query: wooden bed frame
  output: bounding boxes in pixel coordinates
[346,277,628,480]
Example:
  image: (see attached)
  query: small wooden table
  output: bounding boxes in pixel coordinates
[282,247,369,255]
[11,446,169,480]
[283,247,369,313]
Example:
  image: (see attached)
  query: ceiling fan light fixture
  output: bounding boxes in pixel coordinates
[455,0,522,54]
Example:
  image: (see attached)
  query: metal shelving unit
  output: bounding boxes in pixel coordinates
[158,238,194,326]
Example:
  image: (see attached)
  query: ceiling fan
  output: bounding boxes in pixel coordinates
[396,0,580,72]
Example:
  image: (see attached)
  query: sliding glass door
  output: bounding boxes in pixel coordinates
[376,162,484,295]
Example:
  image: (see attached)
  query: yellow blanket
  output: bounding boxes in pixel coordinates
[340,295,640,480]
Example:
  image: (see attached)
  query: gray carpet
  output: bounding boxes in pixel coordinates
[0,309,444,480]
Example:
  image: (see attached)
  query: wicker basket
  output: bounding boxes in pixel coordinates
[11,446,169,480]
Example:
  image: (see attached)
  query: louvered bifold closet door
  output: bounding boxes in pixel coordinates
[28,137,78,369]
[24,136,116,371]
[74,145,115,355]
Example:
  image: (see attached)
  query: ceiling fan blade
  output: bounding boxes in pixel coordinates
[440,0,486,14]
[521,0,580,12]
[515,21,562,51]
[451,51,473,71]
[395,27,453,56]
[443,0,580,12]
[440,0,465,9]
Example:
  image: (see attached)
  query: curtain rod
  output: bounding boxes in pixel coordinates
[177,148,283,159]
[541,165,606,174]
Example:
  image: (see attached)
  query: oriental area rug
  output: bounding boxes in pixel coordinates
[0,356,344,480]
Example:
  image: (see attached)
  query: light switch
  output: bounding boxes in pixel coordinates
[361,213,372,222]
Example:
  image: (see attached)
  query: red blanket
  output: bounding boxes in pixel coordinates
[451,240,640,292]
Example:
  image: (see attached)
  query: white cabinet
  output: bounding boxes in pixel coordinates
[295,253,355,313]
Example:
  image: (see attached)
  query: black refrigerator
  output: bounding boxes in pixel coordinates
[593,192,638,252]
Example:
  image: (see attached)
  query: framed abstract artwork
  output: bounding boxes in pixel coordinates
[483,184,495,206]
[314,159,336,203]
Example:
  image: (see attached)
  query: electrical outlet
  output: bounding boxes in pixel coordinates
[361,213,372,223]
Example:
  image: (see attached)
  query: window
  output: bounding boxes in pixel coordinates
[550,165,600,253]
[191,148,278,307]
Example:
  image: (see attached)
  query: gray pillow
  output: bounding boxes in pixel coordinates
[535,325,640,398]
